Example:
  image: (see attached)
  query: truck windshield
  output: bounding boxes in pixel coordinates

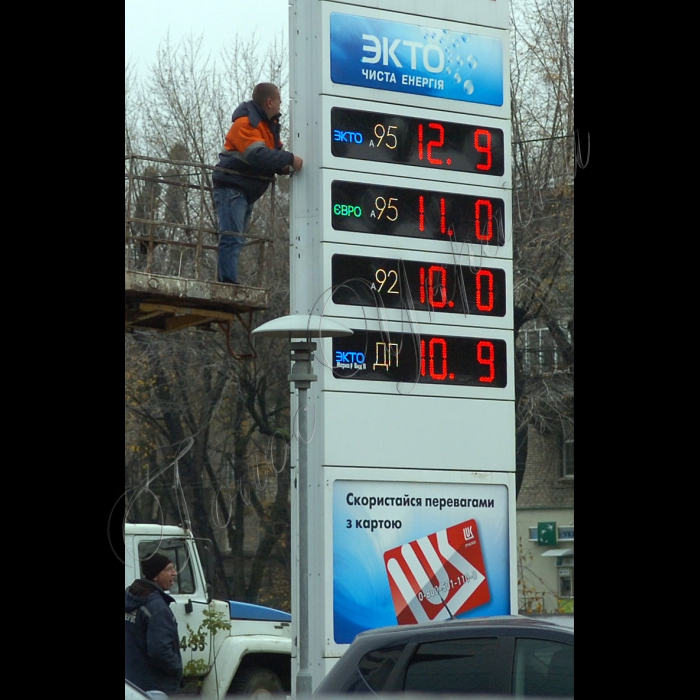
[138,541,196,595]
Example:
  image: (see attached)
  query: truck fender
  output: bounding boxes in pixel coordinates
[200,634,292,698]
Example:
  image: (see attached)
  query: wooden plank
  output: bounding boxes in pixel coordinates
[164,314,216,332]
[125,309,163,326]
[139,302,236,322]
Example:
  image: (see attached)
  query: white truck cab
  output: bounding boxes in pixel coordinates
[124,523,291,698]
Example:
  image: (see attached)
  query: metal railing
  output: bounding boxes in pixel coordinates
[124,154,273,289]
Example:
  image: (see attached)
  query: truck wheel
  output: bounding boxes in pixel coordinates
[230,667,284,697]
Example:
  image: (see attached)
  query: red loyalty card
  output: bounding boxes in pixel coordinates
[383,519,490,625]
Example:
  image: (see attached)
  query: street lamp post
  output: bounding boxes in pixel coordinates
[252,315,353,698]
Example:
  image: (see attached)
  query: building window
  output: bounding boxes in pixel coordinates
[528,527,538,541]
[557,526,574,541]
[521,323,572,376]
[562,437,574,478]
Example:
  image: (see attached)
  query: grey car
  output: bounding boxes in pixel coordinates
[125,679,169,700]
[314,615,573,697]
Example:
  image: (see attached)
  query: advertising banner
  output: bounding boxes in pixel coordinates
[333,478,510,644]
[330,12,504,106]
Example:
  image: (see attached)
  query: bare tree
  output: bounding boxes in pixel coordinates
[510,0,574,494]
[124,34,294,608]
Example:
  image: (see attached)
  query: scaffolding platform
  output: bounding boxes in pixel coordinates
[125,270,269,333]
[125,154,273,334]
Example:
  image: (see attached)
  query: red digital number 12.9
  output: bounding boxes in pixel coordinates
[417,123,446,165]
[474,129,492,171]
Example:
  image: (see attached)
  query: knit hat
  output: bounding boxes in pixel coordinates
[141,552,172,581]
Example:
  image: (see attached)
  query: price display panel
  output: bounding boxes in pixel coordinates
[331,253,506,317]
[331,106,505,176]
[332,329,507,388]
[331,179,506,246]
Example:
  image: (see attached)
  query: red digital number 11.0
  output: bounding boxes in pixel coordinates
[418,195,448,235]
[475,198,493,240]
[418,194,494,241]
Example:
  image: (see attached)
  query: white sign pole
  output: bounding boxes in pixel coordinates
[289,1,513,693]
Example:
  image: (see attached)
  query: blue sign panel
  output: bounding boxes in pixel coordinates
[333,479,510,643]
[330,12,504,106]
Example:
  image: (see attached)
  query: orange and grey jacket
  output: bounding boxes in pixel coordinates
[212,100,295,204]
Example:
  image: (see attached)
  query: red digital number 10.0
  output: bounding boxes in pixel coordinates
[418,266,495,311]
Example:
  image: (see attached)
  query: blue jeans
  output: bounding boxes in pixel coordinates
[213,188,254,284]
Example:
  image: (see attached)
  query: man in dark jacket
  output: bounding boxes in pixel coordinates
[125,552,183,694]
[212,82,303,284]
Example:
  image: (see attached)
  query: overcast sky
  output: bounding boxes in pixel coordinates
[125,0,288,75]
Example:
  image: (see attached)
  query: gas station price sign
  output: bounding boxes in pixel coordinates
[332,329,507,387]
[331,106,505,176]
[331,253,506,317]
[331,179,506,245]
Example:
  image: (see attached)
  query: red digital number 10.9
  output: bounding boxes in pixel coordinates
[476,340,495,382]
[420,338,449,380]
[420,338,497,383]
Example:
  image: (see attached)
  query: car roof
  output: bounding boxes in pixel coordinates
[351,614,573,645]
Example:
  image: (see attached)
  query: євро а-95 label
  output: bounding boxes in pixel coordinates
[331,180,507,246]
